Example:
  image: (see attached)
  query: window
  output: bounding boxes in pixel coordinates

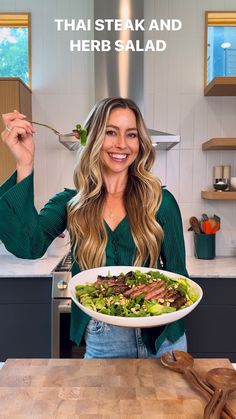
[205,12,236,84]
[0,13,31,86]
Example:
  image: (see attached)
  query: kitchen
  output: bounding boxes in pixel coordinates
[0,0,236,417]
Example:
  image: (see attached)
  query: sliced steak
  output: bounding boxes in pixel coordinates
[93,273,188,311]
[144,285,167,300]
[95,276,125,288]
[123,283,147,297]
[164,289,180,300]
[170,296,187,309]
[107,285,130,295]
[128,280,165,298]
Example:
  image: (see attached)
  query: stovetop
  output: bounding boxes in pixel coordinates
[54,252,72,272]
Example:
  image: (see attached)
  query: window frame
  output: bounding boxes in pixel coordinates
[204,11,236,86]
[0,12,31,87]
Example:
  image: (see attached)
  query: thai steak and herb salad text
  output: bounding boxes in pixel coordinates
[75,270,199,317]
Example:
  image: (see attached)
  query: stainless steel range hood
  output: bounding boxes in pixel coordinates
[93,0,180,150]
[148,130,180,151]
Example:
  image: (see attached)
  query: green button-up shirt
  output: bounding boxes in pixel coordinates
[0,171,188,354]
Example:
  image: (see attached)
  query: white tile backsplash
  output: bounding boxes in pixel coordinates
[207,98,223,139]
[221,98,236,137]
[226,0,236,7]
[179,95,195,149]
[193,97,208,149]
[166,94,181,135]
[192,149,207,203]
[179,150,194,203]
[221,152,235,175]
[166,149,180,200]
[152,151,167,186]
[153,90,168,133]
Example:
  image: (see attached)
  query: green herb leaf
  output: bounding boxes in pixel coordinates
[74,124,87,146]
[80,129,87,146]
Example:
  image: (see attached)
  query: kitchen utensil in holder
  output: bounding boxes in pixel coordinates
[194,233,215,259]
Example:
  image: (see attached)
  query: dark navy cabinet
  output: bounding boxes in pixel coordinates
[0,276,52,362]
[185,277,236,362]
[0,275,235,362]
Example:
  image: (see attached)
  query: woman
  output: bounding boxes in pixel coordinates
[0,97,188,358]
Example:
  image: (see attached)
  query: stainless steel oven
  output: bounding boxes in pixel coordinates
[51,253,85,358]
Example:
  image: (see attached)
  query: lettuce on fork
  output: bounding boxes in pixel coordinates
[72,124,87,146]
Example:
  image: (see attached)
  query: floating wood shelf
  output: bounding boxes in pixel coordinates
[204,77,236,96]
[202,138,236,150]
[201,190,236,200]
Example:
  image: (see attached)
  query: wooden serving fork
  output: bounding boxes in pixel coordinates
[161,351,236,419]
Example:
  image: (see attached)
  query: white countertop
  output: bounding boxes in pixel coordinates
[0,254,62,277]
[186,256,236,278]
[0,254,235,278]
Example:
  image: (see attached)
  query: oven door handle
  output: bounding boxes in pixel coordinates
[58,299,71,313]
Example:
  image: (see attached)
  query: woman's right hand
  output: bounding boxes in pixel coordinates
[1,110,36,174]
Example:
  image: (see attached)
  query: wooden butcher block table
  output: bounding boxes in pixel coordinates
[0,358,236,418]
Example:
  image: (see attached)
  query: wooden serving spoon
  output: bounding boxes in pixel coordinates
[161,351,235,419]
[161,351,213,398]
[189,216,201,234]
[204,368,236,419]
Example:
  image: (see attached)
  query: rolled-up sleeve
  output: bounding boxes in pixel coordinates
[0,171,76,259]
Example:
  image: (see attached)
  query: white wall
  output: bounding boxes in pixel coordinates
[1,0,236,257]
[144,0,236,256]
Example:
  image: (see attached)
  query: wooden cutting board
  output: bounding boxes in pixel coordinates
[0,358,235,418]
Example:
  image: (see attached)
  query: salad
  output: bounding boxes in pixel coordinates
[75,270,199,318]
[72,124,87,146]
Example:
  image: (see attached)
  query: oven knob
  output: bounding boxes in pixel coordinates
[57,280,68,290]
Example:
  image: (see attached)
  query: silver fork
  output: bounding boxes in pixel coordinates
[29,120,61,136]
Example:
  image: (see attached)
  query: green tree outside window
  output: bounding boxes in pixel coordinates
[0,13,31,87]
[0,27,28,85]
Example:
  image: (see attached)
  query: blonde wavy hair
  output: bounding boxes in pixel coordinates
[67,97,164,270]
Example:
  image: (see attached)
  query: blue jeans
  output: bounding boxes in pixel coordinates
[84,319,187,359]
